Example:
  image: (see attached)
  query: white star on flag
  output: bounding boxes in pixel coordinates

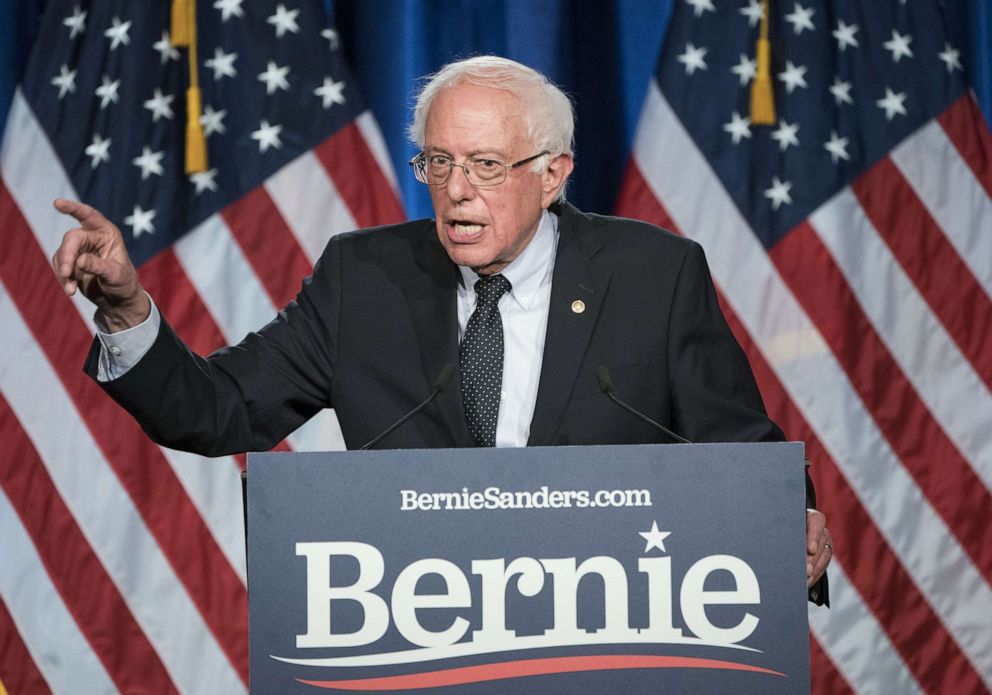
[876,87,908,121]
[784,3,816,35]
[939,43,962,73]
[124,205,155,237]
[84,133,111,168]
[639,521,672,553]
[883,29,914,63]
[778,60,808,93]
[764,176,793,210]
[153,31,180,64]
[740,0,763,28]
[132,146,164,180]
[832,20,859,51]
[321,28,340,50]
[95,75,120,108]
[251,119,283,152]
[684,0,715,18]
[258,61,290,95]
[677,43,708,75]
[267,4,301,38]
[771,119,800,151]
[51,64,76,99]
[213,0,244,22]
[205,47,238,80]
[199,105,227,137]
[830,77,854,105]
[189,168,220,194]
[63,5,86,39]
[143,88,175,122]
[731,54,757,87]
[823,131,851,163]
[314,77,346,108]
[104,16,131,51]
[723,111,752,144]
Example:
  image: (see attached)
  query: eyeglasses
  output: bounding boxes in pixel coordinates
[409,150,549,187]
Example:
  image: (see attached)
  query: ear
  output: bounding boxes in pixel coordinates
[540,153,575,208]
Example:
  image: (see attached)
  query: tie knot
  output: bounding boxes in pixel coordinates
[474,274,511,307]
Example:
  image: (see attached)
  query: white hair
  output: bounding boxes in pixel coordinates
[409,55,575,203]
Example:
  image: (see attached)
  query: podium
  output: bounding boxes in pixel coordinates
[246,442,810,693]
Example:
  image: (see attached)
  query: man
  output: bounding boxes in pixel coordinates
[51,56,831,599]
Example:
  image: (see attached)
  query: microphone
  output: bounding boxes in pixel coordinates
[596,365,691,444]
[360,364,457,450]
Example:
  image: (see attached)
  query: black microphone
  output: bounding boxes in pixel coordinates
[596,365,691,444]
[360,364,457,450]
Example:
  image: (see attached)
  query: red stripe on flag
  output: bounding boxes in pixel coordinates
[770,222,992,584]
[853,158,992,387]
[0,184,249,684]
[314,123,406,228]
[138,247,227,356]
[614,159,677,230]
[0,597,52,695]
[0,395,178,694]
[720,294,987,695]
[809,635,855,695]
[221,188,314,310]
[939,94,992,198]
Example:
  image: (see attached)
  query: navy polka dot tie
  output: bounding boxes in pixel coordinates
[460,274,511,447]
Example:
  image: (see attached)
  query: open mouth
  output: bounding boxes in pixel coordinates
[446,220,486,241]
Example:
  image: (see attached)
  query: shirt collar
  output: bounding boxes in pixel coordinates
[458,210,559,309]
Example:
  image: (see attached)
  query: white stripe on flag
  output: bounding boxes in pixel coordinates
[633,82,992,684]
[287,407,347,452]
[357,110,400,193]
[0,282,247,695]
[0,486,119,695]
[890,119,992,299]
[809,186,992,481]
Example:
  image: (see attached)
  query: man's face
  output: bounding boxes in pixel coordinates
[424,82,571,276]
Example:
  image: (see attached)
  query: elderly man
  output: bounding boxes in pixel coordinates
[52,56,831,599]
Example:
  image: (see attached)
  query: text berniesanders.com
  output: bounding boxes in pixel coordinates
[401,486,653,511]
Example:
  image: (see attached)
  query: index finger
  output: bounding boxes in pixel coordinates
[53,198,114,232]
[806,509,827,554]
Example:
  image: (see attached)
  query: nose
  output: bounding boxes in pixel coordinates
[444,163,475,202]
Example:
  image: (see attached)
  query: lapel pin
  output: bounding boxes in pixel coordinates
[571,300,586,314]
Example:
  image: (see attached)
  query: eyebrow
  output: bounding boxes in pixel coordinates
[423,146,511,159]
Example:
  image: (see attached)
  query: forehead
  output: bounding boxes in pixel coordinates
[424,82,530,155]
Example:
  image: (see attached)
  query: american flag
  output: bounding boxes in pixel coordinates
[616,1,991,693]
[0,1,403,692]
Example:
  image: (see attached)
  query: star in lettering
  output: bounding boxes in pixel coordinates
[764,176,792,210]
[771,119,800,151]
[258,61,290,95]
[939,43,962,73]
[190,168,220,194]
[205,47,238,80]
[830,77,853,106]
[199,104,227,137]
[639,521,672,553]
[51,64,77,99]
[784,3,815,35]
[876,87,908,121]
[731,54,756,87]
[823,131,851,164]
[143,89,175,122]
[777,60,808,94]
[740,0,763,28]
[104,16,131,51]
[124,205,155,238]
[883,29,913,63]
[132,146,164,180]
[95,75,120,108]
[267,3,301,38]
[153,31,180,65]
[213,0,244,22]
[321,28,340,50]
[251,119,283,152]
[723,111,752,145]
[314,77,346,108]
[832,20,859,52]
[84,134,111,168]
[684,0,715,18]
[63,5,87,39]
[677,43,708,76]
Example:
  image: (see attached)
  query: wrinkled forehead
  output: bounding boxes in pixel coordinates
[425,82,533,153]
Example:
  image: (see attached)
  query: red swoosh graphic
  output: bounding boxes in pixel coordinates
[297,654,785,690]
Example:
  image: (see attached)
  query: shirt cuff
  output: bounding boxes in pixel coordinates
[93,295,160,382]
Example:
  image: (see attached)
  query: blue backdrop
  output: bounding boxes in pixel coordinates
[3,1,989,220]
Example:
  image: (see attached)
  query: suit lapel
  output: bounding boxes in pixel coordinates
[398,227,474,447]
[527,205,611,446]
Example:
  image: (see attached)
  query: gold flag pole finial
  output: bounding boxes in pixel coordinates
[750,0,776,125]
[173,0,207,174]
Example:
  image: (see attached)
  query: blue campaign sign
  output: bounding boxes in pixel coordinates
[247,443,810,693]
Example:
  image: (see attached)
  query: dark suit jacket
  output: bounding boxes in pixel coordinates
[86,201,827,603]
